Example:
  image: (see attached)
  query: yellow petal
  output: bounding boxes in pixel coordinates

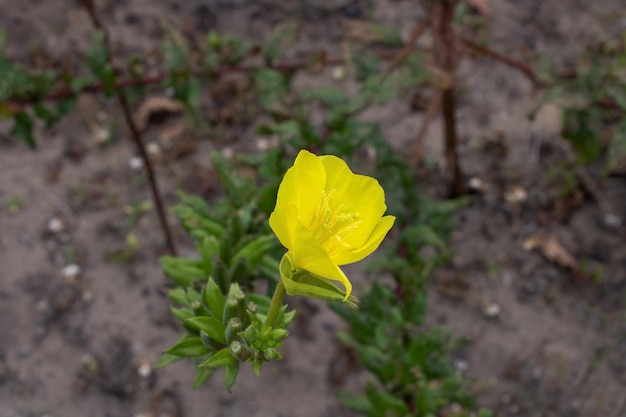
[331,215,396,265]
[276,150,326,229]
[269,204,298,251]
[290,220,353,298]
[319,155,388,247]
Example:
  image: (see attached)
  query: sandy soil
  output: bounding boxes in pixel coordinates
[1,1,626,416]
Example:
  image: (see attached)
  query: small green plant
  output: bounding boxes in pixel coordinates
[5,196,25,214]
[538,31,626,173]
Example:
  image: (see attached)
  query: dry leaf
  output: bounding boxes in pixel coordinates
[523,231,579,272]
[134,96,184,131]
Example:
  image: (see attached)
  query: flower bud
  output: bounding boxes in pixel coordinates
[263,347,278,361]
[230,341,251,361]
[223,297,239,321]
[225,318,242,343]
[270,328,289,343]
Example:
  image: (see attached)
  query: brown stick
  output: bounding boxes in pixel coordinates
[411,88,443,164]
[81,0,177,255]
[459,36,545,87]
[385,19,429,75]
[431,0,465,196]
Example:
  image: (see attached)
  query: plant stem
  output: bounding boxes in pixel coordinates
[81,0,177,255]
[265,281,286,329]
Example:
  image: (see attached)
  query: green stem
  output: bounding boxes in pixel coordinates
[265,281,286,329]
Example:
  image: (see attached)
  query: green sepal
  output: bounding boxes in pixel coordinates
[199,348,237,368]
[279,254,359,308]
[164,337,212,357]
[185,317,227,345]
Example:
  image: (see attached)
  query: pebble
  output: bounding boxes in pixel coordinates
[504,186,528,204]
[468,177,487,192]
[602,213,622,230]
[47,217,65,233]
[332,66,345,80]
[129,156,144,170]
[62,264,82,281]
[137,361,152,378]
[482,302,501,319]
[146,142,161,157]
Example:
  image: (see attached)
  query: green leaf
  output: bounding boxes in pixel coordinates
[263,21,299,63]
[301,87,349,108]
[153,353,184,368]
[224,362,240,391]
[198,348,237,368]
[253,69,291,116]
[160,256,206,286]
[171,306,193,322]
[192,366,216,389]
[185,316,227,345]
[337,390,372,413]
[232,235,275,269]
[562,107,603,163]
[204,278,226,322]
[168,287,188,306]
[11,111,35,148]
[164,337,212,357]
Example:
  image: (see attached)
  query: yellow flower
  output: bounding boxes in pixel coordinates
[269,150,395,301]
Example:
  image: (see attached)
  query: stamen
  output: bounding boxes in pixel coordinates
[310,189,361,250]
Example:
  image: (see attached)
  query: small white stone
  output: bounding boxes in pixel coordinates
[47,217,65,233]
[146,142,161,156]
[332,66,345,80]
[483,302,501,318]
[129,156,144,170]
[137,361,152,378]
[62,264,81,280]
[504,186,527,204]
[468,177,487,192]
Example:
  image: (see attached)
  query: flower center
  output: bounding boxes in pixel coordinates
[310,189,362,250]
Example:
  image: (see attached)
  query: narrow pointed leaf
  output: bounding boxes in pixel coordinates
[199,348,236,368]
[185,317,227,345]
[164,337,212,357]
